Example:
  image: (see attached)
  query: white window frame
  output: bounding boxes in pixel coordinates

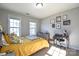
[8,16,21,36]
[29,22,37,36]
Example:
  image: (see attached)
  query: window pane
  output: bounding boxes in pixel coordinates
[30,23,36,26]
[16,20,20,27]
[30,25,36,28]
[10,28,19,36]
[29,22,36,36]
[14,20,20,27]
[10,19,14,23]
[30,29,35,35]
[31,29,35,35]
[10,22,14,27]
[16,28,19,36]
[13,28,17,33]
[9,18,20,36]
[10,28,14,34]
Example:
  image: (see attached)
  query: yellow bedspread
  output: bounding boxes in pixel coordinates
[0,38,49,56]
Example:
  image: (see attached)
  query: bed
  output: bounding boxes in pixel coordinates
[0,32,49,56]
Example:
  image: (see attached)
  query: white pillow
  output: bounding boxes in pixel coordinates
[2,34,8,45]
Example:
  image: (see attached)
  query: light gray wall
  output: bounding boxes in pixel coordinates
[41,7,79,50]
[0,9,41,37]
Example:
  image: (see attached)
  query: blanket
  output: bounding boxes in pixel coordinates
[0,38,49,56]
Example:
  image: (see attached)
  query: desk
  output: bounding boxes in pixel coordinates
[53,34,69,48]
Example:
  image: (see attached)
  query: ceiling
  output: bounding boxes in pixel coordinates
[0,3,79,19]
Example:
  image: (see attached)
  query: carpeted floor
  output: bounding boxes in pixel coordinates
[33,44,79,56]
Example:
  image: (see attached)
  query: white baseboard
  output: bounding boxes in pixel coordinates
[69,45,79,50]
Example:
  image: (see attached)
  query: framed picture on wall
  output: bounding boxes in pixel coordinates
[52,24,55,28]
[63,20,71,25]
[63,15,67,20]
[56,23,61,29]
[50,19,55,24]
[56,16,61,22]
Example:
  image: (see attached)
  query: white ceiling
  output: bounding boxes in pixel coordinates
[0,3,79,19]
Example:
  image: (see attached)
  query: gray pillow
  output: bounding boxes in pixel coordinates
[0,32,3,46]
[0,32,9,46]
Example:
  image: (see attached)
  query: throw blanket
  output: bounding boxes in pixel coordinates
[0,38,49,56]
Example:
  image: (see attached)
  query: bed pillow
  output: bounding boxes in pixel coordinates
[2,34,9,45]
[0,32,3,46]
[3,32,12,44]
[11,36,19,44]
[0,32,10,46]
[10,34,23,44]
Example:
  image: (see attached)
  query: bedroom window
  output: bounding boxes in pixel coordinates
[29,22,36,36]
[9,18,20,36]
